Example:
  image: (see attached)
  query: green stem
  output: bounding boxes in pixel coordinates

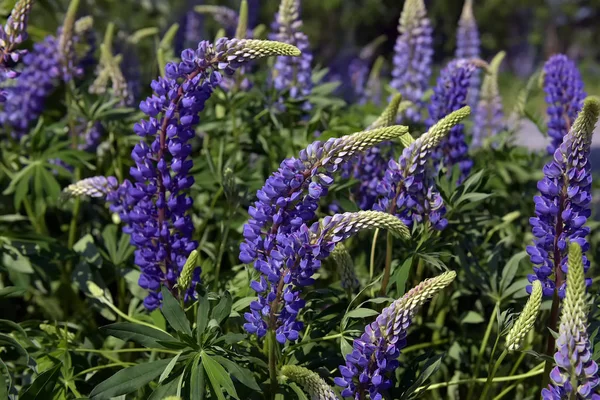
[369,228,380,297]
[379,231,393,295]
[213,211,230,291]
[73,347,179,354]
[268,330,278,399]
[402,339,449,354]
[101,299,169,333]
[73,362,135,378]
[492,383,518,400]
[23,198,42,234]
[508,349,527,376]
[467,302,499,400]
[480,350,508,400]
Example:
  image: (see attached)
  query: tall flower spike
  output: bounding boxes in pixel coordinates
[194,5,239,36]
[542,243,600,399]
[243,210,409,344]
[335,271,457,400]
[375,106,471,230]
[361,55,384,106]
[506,280,542,352]
[281,365,339,400]
[270,0,313,110]
[330,244,359,291]
[341,95,415,210]
[106,38,299,311]
[62,176,119,199]
[473,52,506,147]
[527,97,600,298]
[348,36,386,102]
[455,0,480,107]
[543,54,587,155]
[428,59,478,183]
[390,0,433,122]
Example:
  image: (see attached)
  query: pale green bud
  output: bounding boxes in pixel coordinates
[506,280,542,351]
[281,365,339,400]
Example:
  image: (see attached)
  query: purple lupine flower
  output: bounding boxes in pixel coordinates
[243,210,410,344]
[542,243,600,399]
[106,38,300,310]
[455,0,480,107]
[428,59,477,183]
[0,0,34,102]
[269,0,313,110]
[374,106,471,230]
[543,54,586,155]
[472,52,505,147]
[390,0,433,122]
[526,98,599,299]
[63,176,119,198]
[0,18,94,138]
[240,126,410,341]
[335,271,456,400]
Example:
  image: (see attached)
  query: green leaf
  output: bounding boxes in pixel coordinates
[288,382,309,400]
[403,353,444,396]
[0,286,26,298]
[0,332,29,361]
[161,286,192,336]
[190,353,203,400]
[213,356,261,391]
[100,322,175,349]
[461,311,485,324]
[196,290,210,343]
[393,257,412,297]
[201,351,238,400]
[211,291,232,325]
[159,352,181,383]
[90,358,174,399]
[344,308,379,321]
[500,251,527,293]
[148,376,180,400]
[20,364,61,400]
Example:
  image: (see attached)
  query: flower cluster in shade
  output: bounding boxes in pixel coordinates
[472,52,505,147]
[335,271,456,400]
[543,54,586,156]
[0,17,95,139]
[542,243,600,399]
[103,38,301,310]
[0,0,34,102]
[281,365,338,400]
[428,59,476,183]
[240,125,410,342]
[269,0,313,110]
[374,107,471,230]
[455,0,480,108]
[390,0,433,122]
[526,98,598,299]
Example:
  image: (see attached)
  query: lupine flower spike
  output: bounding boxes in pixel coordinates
[390,0,433,122]
[270,0,313,110]
[542,243,600,399]
[543,54,586,155]
[330,244,359,292]
[62,176,119,199]
[455,0,480,107]
[194,5,239,36]
[375,106,471,230]
[506,280,542,352]
[335,271,457,400]
[428,59,478,183]
[527,97,600,298]
[0,0,34,101]
[281,365,339,400]
[473,51,506,147]
[348,35,386,102]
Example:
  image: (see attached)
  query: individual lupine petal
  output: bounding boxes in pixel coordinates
[544,242,600,397]
[455,0,480,107]
[543,54,586,155]
[473,52,506,147]
[281,365,339,400]
[336,271,456,399]
[62,176,119,199]
[330,244,359,291]
[506,280,542,351]
[527,97,599,298]
[428,59,478,183]
[375,107,471,230]
[390,0,433,122]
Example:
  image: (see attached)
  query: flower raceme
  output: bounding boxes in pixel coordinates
[281,365,338,400]
[390,0,433,122]
[543,54,586,156]
[375,106,471,230]
[527,97,600,298]
[542,243,600,399]
[335,271,457,400]
[473,52,505,147]
[65,38,301,310]
[455,0,480,107]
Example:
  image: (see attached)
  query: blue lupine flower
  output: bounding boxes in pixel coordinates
[270,0,313,110]
[335,271,456,400]
[374,107,471,230]
[455,0,480,107]
[106,38,300,310]
[472,52,505,147]
[428,59,477,183]
[543,54,586,155]
[390,0,433,122]
[527,98,599,298]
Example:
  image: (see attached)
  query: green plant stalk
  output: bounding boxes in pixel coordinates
[101,297,169,333]
[268,330,278,399]
[213,210,230,291]
[402,339,449,354]
[379,231,393,295]
[369,228,380,296]
[492,383,518,400]
[467,302,499,400]
[479,350,508,399]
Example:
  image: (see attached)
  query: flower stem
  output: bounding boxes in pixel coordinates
[369,228,380,297]
[479,349,508,399]
[467,302,499,400]
[379,231,393,295]
[268,329,278,399]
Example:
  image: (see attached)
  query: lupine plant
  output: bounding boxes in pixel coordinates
[1,0,599,399]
